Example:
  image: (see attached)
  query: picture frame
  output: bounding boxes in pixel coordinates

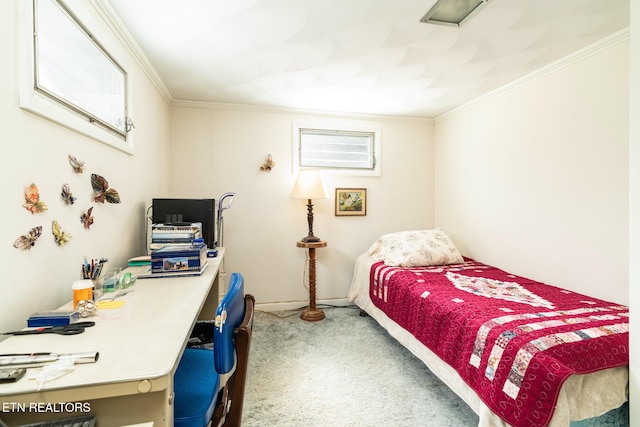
[335,188,367,216]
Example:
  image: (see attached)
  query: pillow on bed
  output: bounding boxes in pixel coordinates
[368,229,464,267]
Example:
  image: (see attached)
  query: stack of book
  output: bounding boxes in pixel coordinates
[150,222,203,250]
[128,255,151,267]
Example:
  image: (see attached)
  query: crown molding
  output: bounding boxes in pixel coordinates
[86,1,431,124]
[436,27,630,123]
[90,0,174,104]
[171,98,434,125]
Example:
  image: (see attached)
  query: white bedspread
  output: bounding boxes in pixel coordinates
[348,253,629,427]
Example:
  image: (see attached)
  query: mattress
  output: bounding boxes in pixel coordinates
[348,252,629,427]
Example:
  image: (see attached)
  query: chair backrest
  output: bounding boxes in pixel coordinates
[214,272,245,374]
[215,294,255,427]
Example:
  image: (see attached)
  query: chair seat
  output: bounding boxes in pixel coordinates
[174,348,221,427]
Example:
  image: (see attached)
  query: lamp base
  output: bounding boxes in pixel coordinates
[300,307,325,321]
[301,235,321,243]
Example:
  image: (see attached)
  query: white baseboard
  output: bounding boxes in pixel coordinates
[256,298,352,312]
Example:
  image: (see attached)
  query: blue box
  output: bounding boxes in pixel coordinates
[151,243,207,273]
[28,311,80,327]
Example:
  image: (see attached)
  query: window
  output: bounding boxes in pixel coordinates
[294,123,381,176]
[19,0,134,153]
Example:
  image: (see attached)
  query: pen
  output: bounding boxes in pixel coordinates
[0,352,99,366]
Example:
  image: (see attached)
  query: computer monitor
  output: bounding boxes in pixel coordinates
[152,198,216,248]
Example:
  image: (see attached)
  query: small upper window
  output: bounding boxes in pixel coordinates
[294,123,381,176]
[20,0,133,153]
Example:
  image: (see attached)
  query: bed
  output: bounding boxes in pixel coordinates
[348,230,629,427]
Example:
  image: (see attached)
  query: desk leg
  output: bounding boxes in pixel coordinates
[300,247,325,321]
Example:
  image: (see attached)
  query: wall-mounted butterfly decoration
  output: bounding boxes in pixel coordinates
[260,153,275,172]
[61,183,76,205]
[68,154,86,173]
[91,173,121,204]
[52,220,71,246]
[22,183,48,214]
[13,226,43,250]
[80,207,94,230]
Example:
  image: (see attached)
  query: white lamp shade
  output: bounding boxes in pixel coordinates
[291,169,328,199]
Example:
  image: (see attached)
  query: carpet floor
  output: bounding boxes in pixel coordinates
[242,305,480,426]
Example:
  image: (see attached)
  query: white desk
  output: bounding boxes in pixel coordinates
[0,249,225,426]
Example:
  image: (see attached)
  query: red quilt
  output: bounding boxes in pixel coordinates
[369,258,629,427]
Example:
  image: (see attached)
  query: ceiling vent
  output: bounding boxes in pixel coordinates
[420,0,489,27]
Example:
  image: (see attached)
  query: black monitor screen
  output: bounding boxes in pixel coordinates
[152,198,215,248]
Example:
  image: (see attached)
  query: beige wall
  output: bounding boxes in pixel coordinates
[168,105,435,307]
[434,37,629,305]
[0,0,171,336]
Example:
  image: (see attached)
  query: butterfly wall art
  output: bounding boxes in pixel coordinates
[61,183,76,205]
[13,226,43,250]
[91,173,121,204]
[80,207,94,230]
[68,154,86,173]
[52,220,71,246]
[260,154,275,172]
[22,183,48,214]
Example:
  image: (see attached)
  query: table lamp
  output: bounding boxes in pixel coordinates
[291,169,328,243]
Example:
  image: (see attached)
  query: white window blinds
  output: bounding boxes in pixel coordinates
[299,129,376,170]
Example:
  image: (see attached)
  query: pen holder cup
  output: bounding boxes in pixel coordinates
[72,279,94,309]
[91,276,103,300]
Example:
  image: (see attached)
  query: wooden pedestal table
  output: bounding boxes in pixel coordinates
[297,240,327,321]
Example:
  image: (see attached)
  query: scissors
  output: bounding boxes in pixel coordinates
[2,321,95,336]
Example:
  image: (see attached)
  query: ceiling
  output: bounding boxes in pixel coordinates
[104,0,629,118]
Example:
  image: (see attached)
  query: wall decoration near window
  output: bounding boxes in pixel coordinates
[335,188,367,216]
[22,183,48,215]
[14,226,43,250]
[68,154,86,173]
[260,154,275,172]
[91,174,121,204]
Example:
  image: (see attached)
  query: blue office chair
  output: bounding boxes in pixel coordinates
[174,272,254,427]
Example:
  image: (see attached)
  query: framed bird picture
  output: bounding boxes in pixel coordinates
[335,188,366,216]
